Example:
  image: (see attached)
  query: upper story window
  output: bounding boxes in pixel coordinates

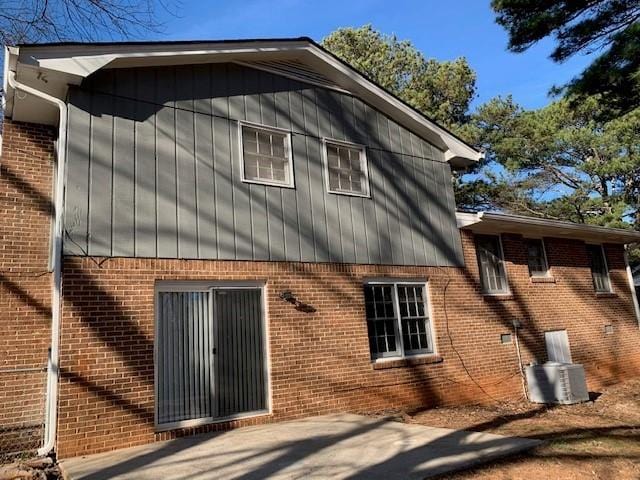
[323,139,370,197]
[364,282,434,360]
[526,238,550,277]
[475,234,509,294]
[240,123,294,188]
[587,244,612,293]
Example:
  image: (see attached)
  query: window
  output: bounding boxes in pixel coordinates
[240,123,293,187]
[364,282,434,360]
[587,244,612,293]
[475,234,509,294]
[323,139,369,196]
[526,238,549,277]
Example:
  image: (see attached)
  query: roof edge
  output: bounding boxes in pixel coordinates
[456,211,640,244]
[9,37,482,163]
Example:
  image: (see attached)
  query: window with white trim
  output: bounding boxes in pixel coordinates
[324,139,369,196]
[240,124,293,187]
[475,234,509,294]
[587,244,612,293]
[364,282,434,360]
[526,238,549,277]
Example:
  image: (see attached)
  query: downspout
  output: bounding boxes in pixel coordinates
[7,71,67,457]
[624,245,640,328]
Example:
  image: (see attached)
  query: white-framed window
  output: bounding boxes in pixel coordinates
[475,234,509,294]
[363,280,434,360]
[586,244,612,293]
[239,122,294,188]
[526,238,550,277]
[322,138,370,197]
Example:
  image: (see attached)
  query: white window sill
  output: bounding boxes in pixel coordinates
[372,354,443,370]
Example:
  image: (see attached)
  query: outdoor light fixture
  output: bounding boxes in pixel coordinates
[279,290,296,303]
[279,290,316,313]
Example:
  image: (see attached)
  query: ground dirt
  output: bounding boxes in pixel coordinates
[401,378,640,479]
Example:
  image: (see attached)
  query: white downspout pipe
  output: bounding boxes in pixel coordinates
[624,245,640,328]
[7,71,67,457]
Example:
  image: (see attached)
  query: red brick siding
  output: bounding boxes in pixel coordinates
[56,237,640,457]
[0,119,55,450]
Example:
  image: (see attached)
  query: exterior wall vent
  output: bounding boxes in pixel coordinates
[236,59,346,91]
[525,363,589,405]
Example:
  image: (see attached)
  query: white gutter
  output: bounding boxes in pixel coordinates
[624,246,640,328]
[7,70,67,456]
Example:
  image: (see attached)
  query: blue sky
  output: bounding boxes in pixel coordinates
[154,0,595,111]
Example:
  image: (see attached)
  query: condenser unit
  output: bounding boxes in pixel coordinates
[525,362,589,405]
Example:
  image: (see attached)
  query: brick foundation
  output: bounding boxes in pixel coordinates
[56,235,640,457]
[0,120,55,453]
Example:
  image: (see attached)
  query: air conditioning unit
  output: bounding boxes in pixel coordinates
[525,362,589,405]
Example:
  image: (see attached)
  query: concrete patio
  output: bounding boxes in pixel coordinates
[61,414,540,479]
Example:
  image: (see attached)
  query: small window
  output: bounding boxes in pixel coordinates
[240,123,293,187]
[587,244,612,293]
[323,139,369,196]
[526,238,549,277]
[475,234,509,294]
[364,282,434,360]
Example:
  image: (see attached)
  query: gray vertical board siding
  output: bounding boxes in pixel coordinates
[228,64,252,259]
[112,69,136,256]
[65,63,464,266]
[244,66,269,260]
[261,72,286,261]
[194,63,217,259]
[212,65,235,259]
[275,77,300,261]
[289,86,315,262]
[64,89,91,255]
[134,68,157,258]
[155,68,178,258]
[175,66,199,259]
[88,70,113,256]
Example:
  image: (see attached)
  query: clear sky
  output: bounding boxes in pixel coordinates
[153,0,595,111]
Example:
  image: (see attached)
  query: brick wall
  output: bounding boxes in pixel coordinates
[56,234,640,457]
[0,119,55,454]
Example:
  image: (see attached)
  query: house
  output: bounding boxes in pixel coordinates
[631,264,640,299]
[1,38,640,460]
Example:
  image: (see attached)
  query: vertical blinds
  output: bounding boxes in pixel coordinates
[156,288,266,427]
[157,292,213,425]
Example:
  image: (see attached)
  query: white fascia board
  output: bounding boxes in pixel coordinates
[19,40,310,76]
[457,211,640,244]
[455,212,482,229]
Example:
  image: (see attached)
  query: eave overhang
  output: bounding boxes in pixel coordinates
[457,211,640,245]
[2,38,482,165]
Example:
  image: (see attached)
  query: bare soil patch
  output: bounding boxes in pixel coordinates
[404,378,640,479]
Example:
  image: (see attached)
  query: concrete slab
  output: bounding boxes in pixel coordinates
[61,414,540,480]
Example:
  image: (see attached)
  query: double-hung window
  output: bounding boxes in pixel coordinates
[364,282,434,360]
[240,123,293,187]
[323,139,370,197]
[587,244,612,293]
[526,238,550,277]
[475,234,509,294]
